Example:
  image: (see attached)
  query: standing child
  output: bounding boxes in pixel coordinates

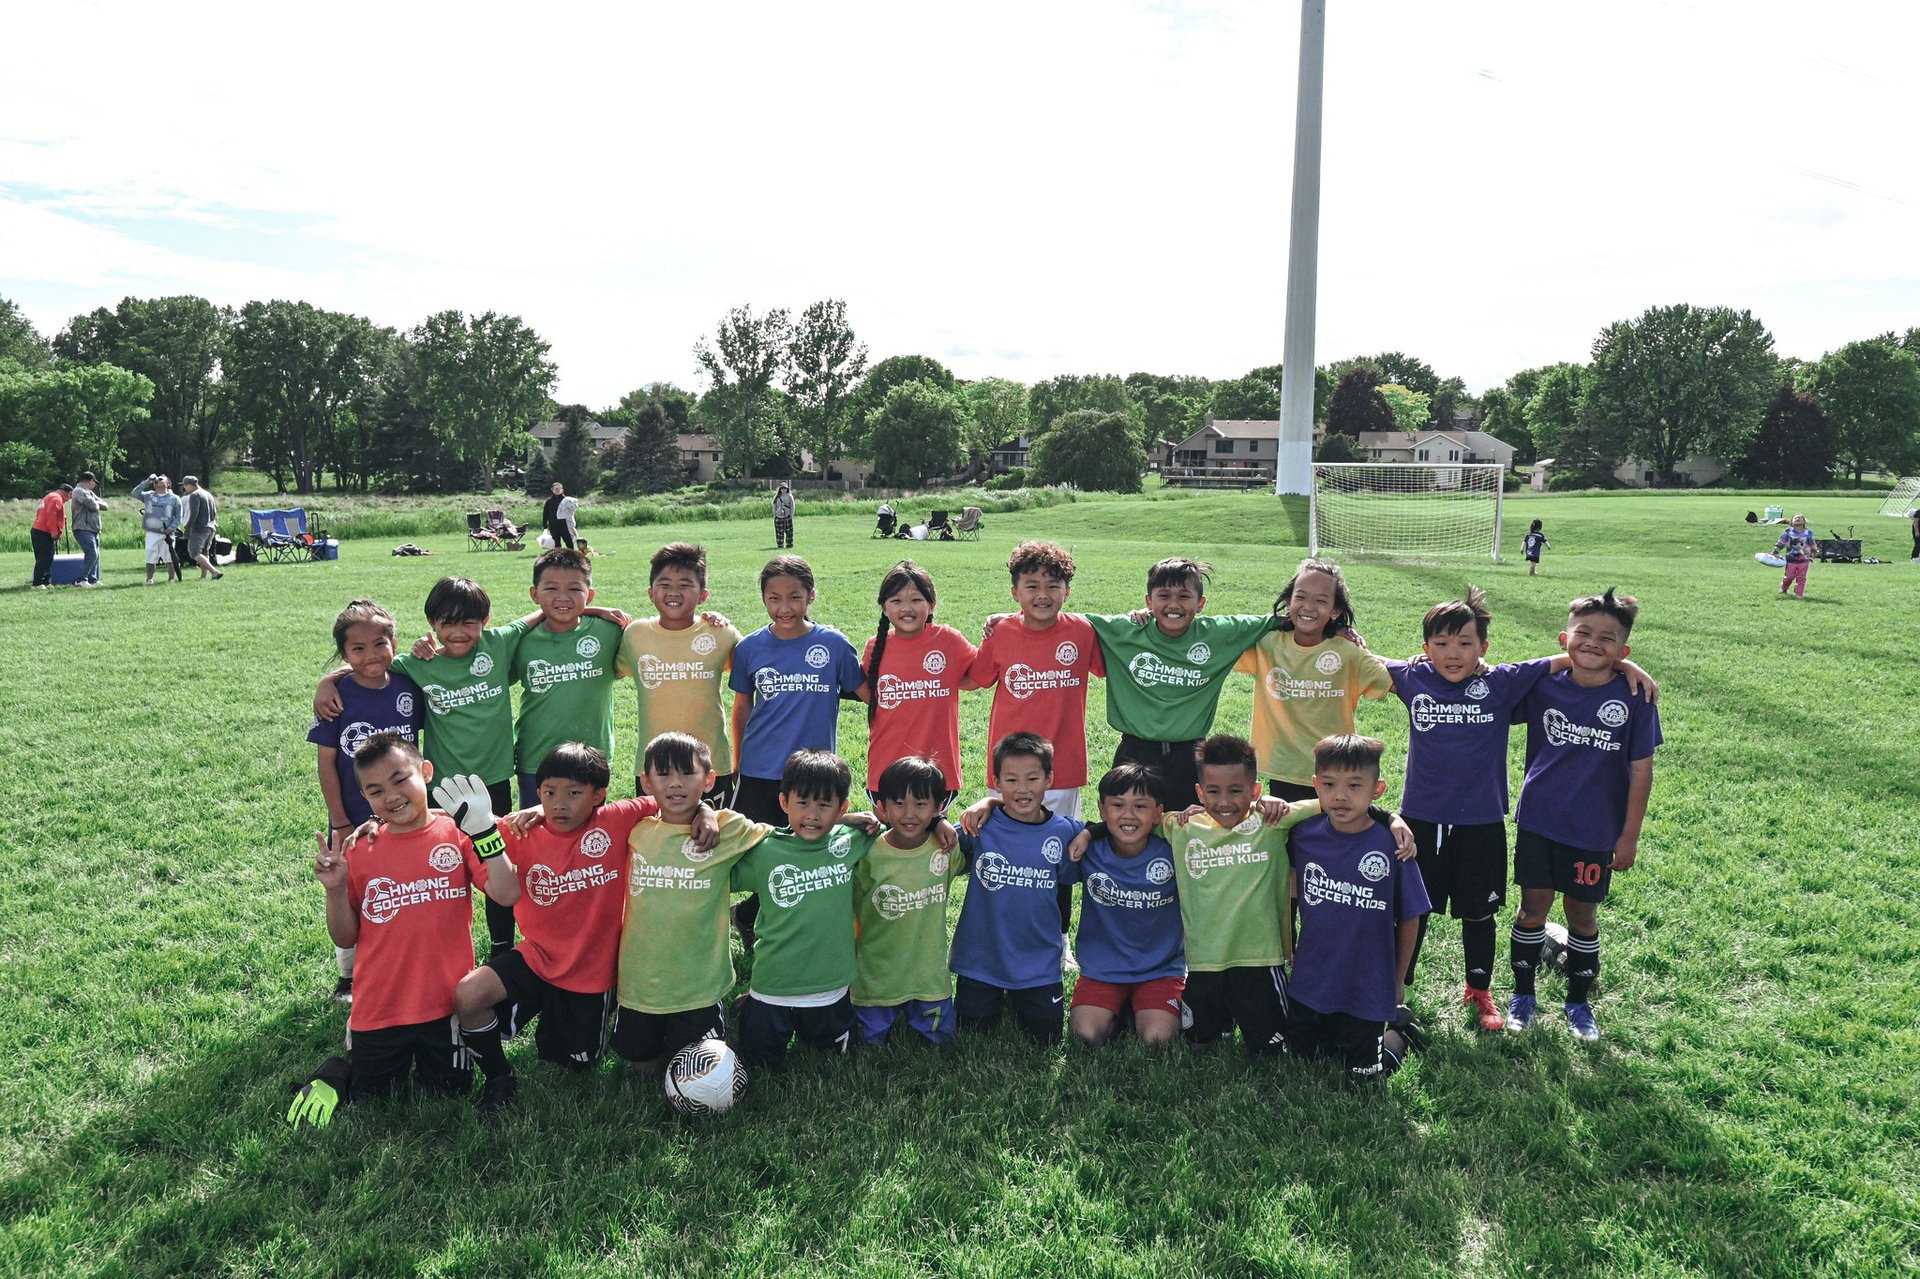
[512,548,628,808]
[862,561,979,800]
[853,757,966,1045]
[1285,735,1430,1079]
[286,737,520,1129]
[308,600,425,1002]
[728,555,868,949]
[1774,514,1815,598]
[772,483,795,548]
[1523,519,1550,575]
[617,543,742,806]
[1507,589,1661,1041]
[1235,558,1391,803]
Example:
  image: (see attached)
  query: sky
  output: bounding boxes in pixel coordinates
[2,0,1914,406]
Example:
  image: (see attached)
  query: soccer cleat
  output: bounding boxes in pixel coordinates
[330,976,354,1004]
[478,1074,519,1118]
[1463,985,1506,1032]
[1564,1002,1600,1042]
[1506,994,1536,1031]
[1061,933,1078,973]
[730,901,756,955]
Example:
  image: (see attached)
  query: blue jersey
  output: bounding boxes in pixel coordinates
[1288,815,1430,1023]
[1512,672,1662,854]
[1387,657,1555,826]
[1523,531,1547,559]
[1068,834,1183,984]
[307,673,425,824]
[950,808,1084,989]
[729,625,866,781]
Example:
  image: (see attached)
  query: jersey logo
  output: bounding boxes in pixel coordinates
[1314,650,1344,675]
[1598,699,1629,728]
[691,632,718,656]
[428,843,463,873]
[805,644,830,669]
[921,649,948,675]
[575,634,601,659]
[681,835,712,864]
[1146,857,1174,885]
[1358,851,1391,883]
[1054,641,1079,665]
[339,721,377,756]
[395,692,415,717]
[526,863,562,907]
[1186,642,1211,665]
[579,828,612,860]
[928,850,950,876]
[1041,837,1064,865]
[1466,677,1490,700]
[470,652,494,677]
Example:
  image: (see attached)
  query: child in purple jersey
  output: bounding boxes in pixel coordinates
[1387,587,1656,1033]
[1506,589,1661,1042]
[1285,736,1429,1079]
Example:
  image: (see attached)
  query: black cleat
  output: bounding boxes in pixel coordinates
[330,976,354,1005]
[479,1074,518,1118]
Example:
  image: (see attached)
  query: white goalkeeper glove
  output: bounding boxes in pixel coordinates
[432,772,506,860]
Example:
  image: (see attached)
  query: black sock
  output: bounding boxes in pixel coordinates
[1510,923,1546,996]
[461,1017,512,1080]
[485,897,516,953]
[1404,914,1430,986]
[1565,930,1600,1004]
[1462,917,1497,991]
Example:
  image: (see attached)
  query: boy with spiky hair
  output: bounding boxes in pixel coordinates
[512,548,630,808]
[617,542,741,806]
[1507,589,1661,1042]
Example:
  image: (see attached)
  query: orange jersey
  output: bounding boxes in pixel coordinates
[862,623,978,790]
[505,797,658,992]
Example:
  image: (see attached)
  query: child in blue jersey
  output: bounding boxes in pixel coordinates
[1063,764,1183,1048]
[1387,587,1655,1032]
[950,733,1086,1044]
[728,555,869,950]
[1286,735,1430,1079]
[1507,589,1661,1042]
[1523,519,1550,575]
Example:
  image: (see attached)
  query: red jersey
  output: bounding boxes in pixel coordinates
[861,623,978,790]
[505,797,658,992]
[345,814,486,1033]
[965,613,1105,789]
[32,492,66,537]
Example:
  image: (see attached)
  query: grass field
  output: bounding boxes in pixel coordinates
[1,488,1914,1278]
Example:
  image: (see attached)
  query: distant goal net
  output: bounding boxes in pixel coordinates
[1310,463,1506,561]
[1878,477,1920,517]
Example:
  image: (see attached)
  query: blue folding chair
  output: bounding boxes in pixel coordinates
[249,508,324,563]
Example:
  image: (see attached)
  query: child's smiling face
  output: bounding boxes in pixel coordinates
[762,574,814,637]
[1285,570,1340,642]
[1146,580,1203,637]
[1098,787,1163,854]
[779,789,848,841]
[993,753,1053,822]
[1422,627,1488,683]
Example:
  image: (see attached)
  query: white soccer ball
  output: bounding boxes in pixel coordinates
[663,1038,747,1117]
[537,531,556,550]
[1541,920,1571,976]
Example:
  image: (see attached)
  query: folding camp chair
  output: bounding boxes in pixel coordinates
[467,512,496,550]
[955,506,984,540]
[926,509,955,541]
[248,508,326,563]
[486,509,525,539]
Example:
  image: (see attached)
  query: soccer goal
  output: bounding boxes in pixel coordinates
[1310,463,1506,561]
[1878,476,1920,517]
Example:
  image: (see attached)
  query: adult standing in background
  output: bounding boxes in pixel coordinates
[69,472,108,586]
[132,474,184,586]
[29,482,71,590]
[542,481,575,549]
[772,482,795,549]
[179,476,223,580]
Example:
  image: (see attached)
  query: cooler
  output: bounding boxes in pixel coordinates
[315,539,340,561]
[50,553,86,586]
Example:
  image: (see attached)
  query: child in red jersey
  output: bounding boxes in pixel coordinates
[287,735,520,1129]
[862,561,980,802]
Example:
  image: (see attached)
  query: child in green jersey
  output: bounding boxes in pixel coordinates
[853,756,966,1046]
[512,548,632,809]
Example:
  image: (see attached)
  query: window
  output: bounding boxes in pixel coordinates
[1449,449,1459,461]
[1417,448,1429,461]
[1215,439,1233,454]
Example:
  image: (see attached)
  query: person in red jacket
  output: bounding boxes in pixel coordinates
[30,483,71,590]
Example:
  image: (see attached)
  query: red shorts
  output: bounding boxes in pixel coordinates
[1069,974,1185,1018]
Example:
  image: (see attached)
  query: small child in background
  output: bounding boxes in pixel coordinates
[1524,519,1550,575]
[862,561,979,801]
[852,756,966,1046]
[1063,764,1182,1048]
[1774,514,1815,598]
[308,599,424,1002]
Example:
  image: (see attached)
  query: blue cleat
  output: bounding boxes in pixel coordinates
[1506,994,1537,1031]
[1564,1002,1600,1042]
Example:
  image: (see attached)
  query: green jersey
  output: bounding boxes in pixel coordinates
[1161,801,1320,971]
[729,825,874,998]
[852,834,962,1006]
[392,619,530,784]
[618,810,769,1014]
[512,616,622,771]
[1085,613,1276,742]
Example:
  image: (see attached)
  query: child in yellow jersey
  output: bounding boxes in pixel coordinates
[616,543,741,807]
[853,757,966,1045]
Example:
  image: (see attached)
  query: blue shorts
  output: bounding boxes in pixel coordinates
[854,998,956,1046]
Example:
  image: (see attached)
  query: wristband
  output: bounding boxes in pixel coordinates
[329,822,353,830]
[472,828,507,861]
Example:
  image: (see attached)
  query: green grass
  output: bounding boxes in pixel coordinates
[1,489,1915,1277]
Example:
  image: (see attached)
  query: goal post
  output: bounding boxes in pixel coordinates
[1310,463,1507,561]
[1878,477,1920,517]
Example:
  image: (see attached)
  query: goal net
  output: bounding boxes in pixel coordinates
[1311,463,1506,561]
[1878,476,1920,517]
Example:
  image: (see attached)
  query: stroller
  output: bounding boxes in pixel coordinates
[1817,526,1862,563]
[873,504,899,539]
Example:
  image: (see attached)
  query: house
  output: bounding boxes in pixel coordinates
[675,432,724,483]
[527,419,627,462]
[1166,420,1280,477]
[1612,454,1728,488]
[990,435,1032,472]
[1355,429,1516,470]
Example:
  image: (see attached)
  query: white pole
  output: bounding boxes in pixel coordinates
[1275,0,1325,497]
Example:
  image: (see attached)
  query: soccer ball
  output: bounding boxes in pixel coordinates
[1541,920,1571,976]
[663,1038,747,1117]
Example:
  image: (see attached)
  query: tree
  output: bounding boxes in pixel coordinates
[961,377,1031,461]
[1586,304,1777,484]
[53,295,230,480]
[1314,431,1364,464]
[1030,409,1146,492]
[0,363,152,490]
[619,382,695,433]
[0,297,51,372]
[845,354,958,459]
[1525,363,1618,486]
[785,299,868,468]
[1735,383,1836,486]
[1323,366,1396,438]
[1807,338,1920,485]
[1206,364,1285,421]
[1479,367,1551,464]
[1377,383,1431,433]
[414,309,557,491]
[694,305,792,479]
[865,380,971,485]
[611,398,686,494]
[1027,374,1138,437]
[366,334,476,492]
[551,417,602,494]
[524,448,554,497]
[227,300,382,494]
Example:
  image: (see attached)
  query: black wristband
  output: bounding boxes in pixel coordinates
[472,828,506,861]
[329,822,353,830]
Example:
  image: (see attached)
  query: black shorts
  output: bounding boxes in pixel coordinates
[1266,780,1317,803]
[954,975,1063,1044]
[489,948,611,1069]
[1286,998,1390,1077]
[1410,819,1507,918]
[346,1016,472,1099]
[733,774,786,827]
[1514,828,1613,903]
[609,1002,727,1064]
[638,773,739,809]
[1114,736,1201,810]
[736,993,856,1065]
[1183,965,1290,1054]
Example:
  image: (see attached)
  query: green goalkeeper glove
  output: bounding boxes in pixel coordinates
[432,772,505,860]
[286,1079,340,1130]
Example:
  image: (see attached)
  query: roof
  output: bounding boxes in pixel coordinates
[528,419,626,446]
[1173,419,1278,449]
[1356,429,1515,455]
[675,433,721,453]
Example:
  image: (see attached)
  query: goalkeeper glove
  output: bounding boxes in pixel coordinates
[433,772,506,860]
[286,1079,341,1130]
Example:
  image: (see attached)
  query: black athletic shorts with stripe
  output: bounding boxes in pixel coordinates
[1409,818,1507,918]
[1182,965,1290,1055]
[489,948,611,1070]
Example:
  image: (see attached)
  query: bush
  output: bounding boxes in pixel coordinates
[0,441,59,499]
[984,467,1027,492]
[1031,411,1145,493]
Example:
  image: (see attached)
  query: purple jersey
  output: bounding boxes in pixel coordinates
[1388,657,1555,825]
[1511,672,1662,853]
[951,809,1084,989]
[1287,815,1430,1023]
[307,673,425,825]
[728,625,866,781]
[1068,834,1183,984]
